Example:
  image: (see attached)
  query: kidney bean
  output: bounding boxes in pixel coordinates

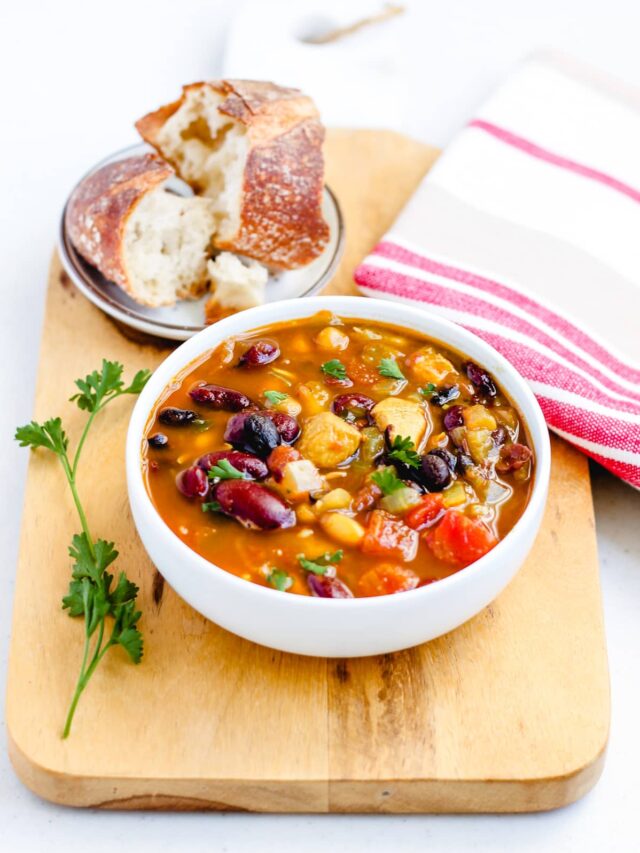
[224,411,281,457]
[176,466,209,498]
[464,361,497,398]
[197,450,268,480]
[159,407,199,426]
[148,433,169,449]
[189,383,252,411]
[307,574,354,599]
[263,410,301,444]
[443,405,464,432]
[323,374,354,389]
[431,385,460,406]
[420,452,452,492]
[496,443,533,473]
[213,480,296,530]
[428,447,457,473]
[239,340,280,368]
[331,393,375,422]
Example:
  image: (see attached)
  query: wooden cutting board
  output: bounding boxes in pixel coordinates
[6,129,609,812]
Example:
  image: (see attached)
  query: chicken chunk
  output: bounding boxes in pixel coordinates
[405,346,456,386]
[297,412,362,468]
[371,397,428,448]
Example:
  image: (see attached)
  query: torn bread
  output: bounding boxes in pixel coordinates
[205,252,268,323]
[65,154,216,307]
[135,80,329,270]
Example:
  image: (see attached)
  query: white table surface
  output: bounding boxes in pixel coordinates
[1,1,639,850]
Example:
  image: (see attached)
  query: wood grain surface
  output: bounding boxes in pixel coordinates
[6,129,609,812]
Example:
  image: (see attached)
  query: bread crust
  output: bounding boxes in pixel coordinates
[135,80,329,269]
[65,154,173,297]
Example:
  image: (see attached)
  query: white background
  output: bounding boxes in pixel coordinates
[1,1,640,851]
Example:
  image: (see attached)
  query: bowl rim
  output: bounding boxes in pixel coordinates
[126,295,551,609]
[58,142,346,340]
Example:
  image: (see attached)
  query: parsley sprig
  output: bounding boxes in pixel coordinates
[378,358,405,381]
[15,360,150,738]
[267,568,293,591]
[321,359,348,381]
[297,550,343,575]
[264,390,288,405]
[207,458,247,481]
[371,467,405,495]
[387,434,421,469]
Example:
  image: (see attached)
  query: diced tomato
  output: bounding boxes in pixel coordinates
[425,511,497,567]
[266,445,302,482]
[358,563,420,597]
[361,510,419,562]
[346,358,379,385]
[405,494,444,530]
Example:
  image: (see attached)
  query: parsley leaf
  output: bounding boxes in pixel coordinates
[419,383,436,398]
[207,458,247,480]
[15,417,69,454]
[202,500,222,513]
[297,550,343,575]
[69,359,151,412]
[321,359,347,381]
[264,390,288,405]
[267,568,293,592]
[388,434,421,469]
[371,467,405,495]
[378,358,405,381]
[14,360,149,738]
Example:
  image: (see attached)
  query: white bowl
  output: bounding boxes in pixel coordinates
[126,296,550,657]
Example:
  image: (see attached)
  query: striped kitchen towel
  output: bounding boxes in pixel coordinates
[355,52,640,489]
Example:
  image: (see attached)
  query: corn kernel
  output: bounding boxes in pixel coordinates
[320,512,365,547]
[273,395,302,417]
[296,504,317,523]
[315,326,350,351]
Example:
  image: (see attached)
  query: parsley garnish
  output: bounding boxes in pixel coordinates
[371,468,405,495]
[267,568,293,592]
[297,550,344,575]
[202,500,222,513]
[15,360,150,738]
[264,390,288,405]
[321,359,347,381]
[419,383,436,398]
[207,458,247,480]
[378,358,405,381]
[388,434,421,468]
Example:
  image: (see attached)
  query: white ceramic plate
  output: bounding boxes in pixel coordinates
[58,143,345,341]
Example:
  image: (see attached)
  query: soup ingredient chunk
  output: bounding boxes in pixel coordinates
[177,466,210,498]
[362,510,419,561]
[320,512,366,547]
[298,412,362,468]
[372,398,427,448]
[159,407,199,426]
[197,450,268,480]
[224,411,281,457]
[406,346,456,386]
[239,340,280,368]
[358,564,420,596]
[315,326,350,351]
[213,480,296,530]
[425,511,497,567]
[464,361,497,398]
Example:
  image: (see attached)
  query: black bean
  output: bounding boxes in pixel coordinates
[431,385,460,406]
[148,433,169,449]
[224,411,281,458]
[159,407,199,426]
[464,361,497,398]
[420,452,452,492]
[428,447,457,473]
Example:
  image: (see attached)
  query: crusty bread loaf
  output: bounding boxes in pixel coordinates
[66,154,216,307]
[135,80,329,270]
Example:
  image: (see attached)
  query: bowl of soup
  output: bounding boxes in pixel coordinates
[126,296,550,656]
